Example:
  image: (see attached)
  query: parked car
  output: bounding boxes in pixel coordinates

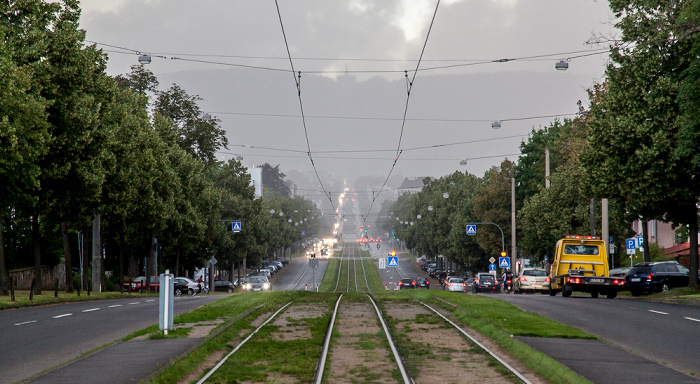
[444,277,468,293]
[472,273,499,293]
[514,268,549,294]
[399,278,416,289]
[416,277,430,289]
[609,267,631,278]
[214,280,236,293]
[241,276,271,291]
[625,261,689,296]
[124,276,146,292]
[429,268,443,278]
[175,277,198,296]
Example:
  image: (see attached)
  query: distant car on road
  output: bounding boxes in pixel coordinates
[174,277,198,296]
[214,280,236,293]
[472,273,499,293]
[609,267,631,278]
[416,277,430,289]
[242,276,271,291]
[399,278,416,289]
[625,261,689,296]
[444,277,468,293]
[514,268,549,294]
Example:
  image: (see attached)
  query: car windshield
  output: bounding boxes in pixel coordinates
[480,275,494,281]
[451,278,464,283]
[401,279,412,283]
[523,270,547,277]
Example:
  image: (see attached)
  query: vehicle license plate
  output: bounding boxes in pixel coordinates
[589,279,604,283]
[631,278,641,282]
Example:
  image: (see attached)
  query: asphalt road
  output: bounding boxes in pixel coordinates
[496,292,700,375]
[273,252,330,291]
[0,294,222,384]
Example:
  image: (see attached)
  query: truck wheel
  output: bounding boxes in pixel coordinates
[562,286,572,297]
[606,291,617,299]
[591,291,599,298]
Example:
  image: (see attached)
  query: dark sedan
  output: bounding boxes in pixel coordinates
[416,277,430,289]
[214,280,236,293]
[398,278,416,289]
[472,273,500,293]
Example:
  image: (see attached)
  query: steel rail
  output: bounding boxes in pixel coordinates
[313,294,343,384]
[333,252,343,293]
[196,302,293,384]
[360,244,371,292]
[366,294,412,384]
[421,302,533,384]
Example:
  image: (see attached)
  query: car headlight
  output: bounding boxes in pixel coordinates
[263,283,270,290]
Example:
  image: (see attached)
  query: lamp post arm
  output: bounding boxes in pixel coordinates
[468,222,505,253]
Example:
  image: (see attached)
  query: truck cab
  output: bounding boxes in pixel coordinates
[548,236,624,299]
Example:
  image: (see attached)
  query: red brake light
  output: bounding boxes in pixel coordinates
[544,277,550,282]
[647,273,654,282]
[520,276,527,281]
[461,283,466,287]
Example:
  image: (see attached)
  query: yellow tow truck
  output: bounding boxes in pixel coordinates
[547,236,625,299]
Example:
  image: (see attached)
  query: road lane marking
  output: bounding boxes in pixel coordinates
[15,320,37,326]
[128,302,140,305]
[82,308,100,313]
[685,317,700,323]
[145,299,156,302]
[108,304,122,308]
[53,313,73,318]
[649,310,669,315]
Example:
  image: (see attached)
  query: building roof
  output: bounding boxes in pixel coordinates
[397,177,430,190]
[662,243,700,258]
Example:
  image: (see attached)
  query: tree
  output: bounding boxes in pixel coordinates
[581,0,699,286]
[153,84,228,165]
[259,163,291,198]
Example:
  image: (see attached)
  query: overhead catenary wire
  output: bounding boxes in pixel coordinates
[365,0,442,218]
[273,0,337,215]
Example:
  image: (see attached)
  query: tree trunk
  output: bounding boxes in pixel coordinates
[589,199,596,237]
[175,245,181,277]
[149,236,158,278]
[61,222,74,293]
[32,214,42,295]
[91,214,102,293]
[0,214,8,295]
[82,229,89,291]
[119,246,125,293]
[688,212,698,289]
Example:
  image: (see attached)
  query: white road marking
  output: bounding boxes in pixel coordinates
[15,320,37,326]
[145,299,156,302]
[108,304,122,308]
[649,310,669,315]
[128,302,140,305]
[685,317,700,323]
[53,313,73,319]
[82,308,100,313]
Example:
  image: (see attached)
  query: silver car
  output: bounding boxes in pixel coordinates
[444,277,468,293]
[514,268,549,294]
[242,276,271,292]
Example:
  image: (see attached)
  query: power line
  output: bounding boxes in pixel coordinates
[273,0,337,216]
[365,0,442,218]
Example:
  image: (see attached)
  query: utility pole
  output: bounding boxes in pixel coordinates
[511,178,517,268]
[91,215,102,292]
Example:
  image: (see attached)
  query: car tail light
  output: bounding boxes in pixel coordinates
[544,277,550,283]
[506,279,511,283]
[461,283,466,287]
[613,279,624,285]
[520,276,527,281]
[647,273,654,282]
[448,283,452,286]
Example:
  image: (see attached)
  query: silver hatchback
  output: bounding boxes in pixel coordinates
[514,268,549,294]
[444,277,468,293]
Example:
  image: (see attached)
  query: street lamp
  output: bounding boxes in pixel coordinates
[443,192,449,199]
[460,159,468,166]
[270,209,275,214]
[491,121,502,129]
[417,214,422,219]
[555,60,569,70]
[428,206,433,212]
[138,54,151,65]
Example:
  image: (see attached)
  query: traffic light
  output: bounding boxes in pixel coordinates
[500,251,507,257]
[377,243,380,249]
[389,250,396,256]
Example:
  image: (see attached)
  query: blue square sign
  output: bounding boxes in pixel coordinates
[232,222,242,232]
[388,256,399,267]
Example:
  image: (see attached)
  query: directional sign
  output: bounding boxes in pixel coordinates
[231,221,242,233]
[489,257,496,264]
[378,257,386,269]
[466,225,477,235]
[488,263,496,271]
[388,256,399,267]
[499,257,510,268]
[626,238,636,255]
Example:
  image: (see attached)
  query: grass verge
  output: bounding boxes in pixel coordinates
[0,290,154,310]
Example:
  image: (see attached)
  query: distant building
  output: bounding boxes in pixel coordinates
[396,177,430,196]
[284,180,298,198]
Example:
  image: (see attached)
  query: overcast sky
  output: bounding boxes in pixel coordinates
[79,0,618,194]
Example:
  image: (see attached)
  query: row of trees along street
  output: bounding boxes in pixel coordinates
[378,0,699,288]
[0,0,325,295]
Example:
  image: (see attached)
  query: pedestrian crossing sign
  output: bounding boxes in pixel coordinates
[499,257,510,268]
[388,256,399,267]
[232,222,242,232]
